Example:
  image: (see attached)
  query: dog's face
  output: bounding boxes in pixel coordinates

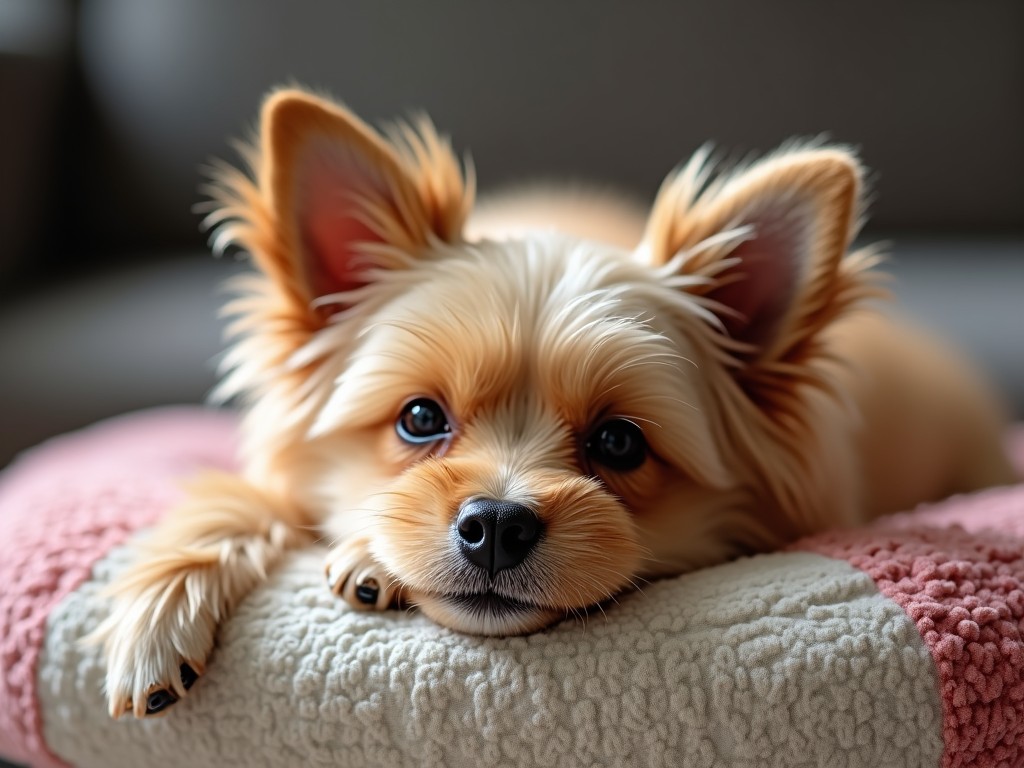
[302,237,738,634]
[210,91,873,635]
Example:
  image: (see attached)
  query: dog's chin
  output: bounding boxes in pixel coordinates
[414,591,564,636]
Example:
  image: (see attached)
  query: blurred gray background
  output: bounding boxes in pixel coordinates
[0,0,1022,472]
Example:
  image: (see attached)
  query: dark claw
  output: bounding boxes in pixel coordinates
[355,578,380,605]
[180,663,199,691]
[145,688,178,715]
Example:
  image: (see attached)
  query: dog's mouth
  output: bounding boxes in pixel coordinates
[416,588,563,636]
[439,590,539,616]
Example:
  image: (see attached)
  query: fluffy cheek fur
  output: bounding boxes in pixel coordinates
[267,427,403,535]
[629,470,780,580]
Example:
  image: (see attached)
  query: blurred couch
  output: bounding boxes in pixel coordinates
[0,0,1022,470]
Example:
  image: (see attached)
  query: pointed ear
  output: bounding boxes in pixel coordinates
[260,89,472,304]
[641,146,867,361]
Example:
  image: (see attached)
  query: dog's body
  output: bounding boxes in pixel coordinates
[94,90,1018,719]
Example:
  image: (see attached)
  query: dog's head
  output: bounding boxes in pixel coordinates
[208,90,877,634]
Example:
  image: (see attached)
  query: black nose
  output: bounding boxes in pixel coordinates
[455,499,542,577]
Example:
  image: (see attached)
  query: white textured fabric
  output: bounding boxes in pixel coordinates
[39,548,943,768]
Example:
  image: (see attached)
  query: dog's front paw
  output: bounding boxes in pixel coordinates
[92,590,215,720]
[325,537,401,611]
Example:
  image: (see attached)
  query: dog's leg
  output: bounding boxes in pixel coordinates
[92,472,311,719]
[325,537,403,612]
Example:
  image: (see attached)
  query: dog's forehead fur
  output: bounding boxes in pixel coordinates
[310,233,724,478]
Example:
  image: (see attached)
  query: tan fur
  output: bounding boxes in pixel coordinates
[91,473,311,717]
[98,89,1018,718]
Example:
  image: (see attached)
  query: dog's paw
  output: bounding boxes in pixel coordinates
[92,590,215,720]
[325,537,401,611]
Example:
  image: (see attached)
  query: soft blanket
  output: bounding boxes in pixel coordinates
[0,408,1022,768]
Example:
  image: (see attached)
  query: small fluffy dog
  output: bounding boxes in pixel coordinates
[95,89,1017,718]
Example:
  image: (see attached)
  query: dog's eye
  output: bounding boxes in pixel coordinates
[397,398,451,443]
[586,419,647,471]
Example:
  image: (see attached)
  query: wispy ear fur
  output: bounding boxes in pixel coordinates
[199,88,473,470]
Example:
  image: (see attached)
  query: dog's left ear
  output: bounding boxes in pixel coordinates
[640,147,868,364]
[255,89,472,307]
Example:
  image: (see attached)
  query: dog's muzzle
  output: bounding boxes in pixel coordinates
[454,499,542,577]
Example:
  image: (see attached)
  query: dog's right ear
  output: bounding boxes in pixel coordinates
[217,89,473,312]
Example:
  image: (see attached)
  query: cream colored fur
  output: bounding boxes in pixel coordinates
[94,89,1018,719]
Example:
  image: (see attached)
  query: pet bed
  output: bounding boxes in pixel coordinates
[1,408,1022,768]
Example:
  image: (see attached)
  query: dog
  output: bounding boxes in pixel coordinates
[93,88,1018,719]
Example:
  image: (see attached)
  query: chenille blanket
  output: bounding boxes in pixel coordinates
[1,408,1022,768]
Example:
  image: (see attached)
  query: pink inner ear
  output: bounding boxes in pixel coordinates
[303,204,382,299]
[710,201,813,350]
[296,141,390,300]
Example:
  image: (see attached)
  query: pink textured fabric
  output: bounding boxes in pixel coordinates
[0,407,237,768]
[795,477,1024,768]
